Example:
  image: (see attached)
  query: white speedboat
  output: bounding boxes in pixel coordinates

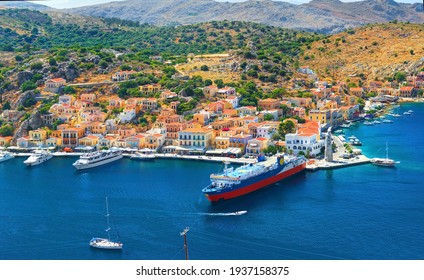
[73,148,122,170]
[131,152,156,160]
[130,149,156,160]
[90,197,123,250]
[0,151,15,162]
[23,150,53,166]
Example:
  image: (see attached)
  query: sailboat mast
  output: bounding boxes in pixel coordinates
[105,197,111,241]
[386,142,389,160]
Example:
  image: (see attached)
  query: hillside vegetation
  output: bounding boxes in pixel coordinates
[299,22,424,83]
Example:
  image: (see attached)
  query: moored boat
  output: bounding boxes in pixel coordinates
[0,151,15,162]
[371,142,399,167]
[90,197,123,250]
[130,149,156,160]
[73,148,122,170]
[23,150,53,166]
[202,154,307,202]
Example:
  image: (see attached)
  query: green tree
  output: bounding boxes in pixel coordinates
[63,86,76,94]
[120,64,132,71]
[200,65,209,71]
[2,101,11,110]
[280,104,291,117]
[204,79,212,86]
[49,57,57,66]
[394,72,406,83]
[270,88,286,99]
[0,124,14,136]
[214,79,224,88]
[21,81,37,92]
[264,113,274,121]
[278,120,295,139]
[30,62,43,70]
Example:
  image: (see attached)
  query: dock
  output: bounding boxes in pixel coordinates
[306,155,370,171]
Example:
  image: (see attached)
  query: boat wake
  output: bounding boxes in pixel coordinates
[199,211,247,216]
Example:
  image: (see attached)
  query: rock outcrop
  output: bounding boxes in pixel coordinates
[12,110,44,144]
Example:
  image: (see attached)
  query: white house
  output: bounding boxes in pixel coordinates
[225,95,240,109]
[257,124,276,139]
[58,95,75,106]
[218,86,236,96]
[285,121,324,157]
[118,109,136,123]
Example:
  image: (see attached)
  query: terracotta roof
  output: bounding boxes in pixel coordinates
[47,78,66,83]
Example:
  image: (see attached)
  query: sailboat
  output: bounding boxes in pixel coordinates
[89,197,123,250]
[370,142,399,167]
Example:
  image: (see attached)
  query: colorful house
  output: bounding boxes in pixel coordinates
[125,134,145,149]
[78,135,100,147]
[0,136,12,147]
[144,134,165,150]
[46,137,61,147]
[44,78,66,93]
[61,128,85,147]
[17,136,30,148]
[99,135,117,148]
[246,137,270,155]
[29,129,48,147]
[111,70,136,81]
[229,133,253,152]
[178,127,213,152]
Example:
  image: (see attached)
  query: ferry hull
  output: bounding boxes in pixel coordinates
[204,162,306,202]
[73,155,123,170]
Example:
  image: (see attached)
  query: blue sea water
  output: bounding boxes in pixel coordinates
[0,103,423,260]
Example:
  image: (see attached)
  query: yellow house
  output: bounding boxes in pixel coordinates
[308,109,330,124]
[46,137,62,147]
[99,135,117,148]
[29,129,48,147]
[215,136,230,149]
[86,122,107,135]
[246,137,270,155]
[144,134,165,150]
[29,129,47,141]
[78,135,99,147]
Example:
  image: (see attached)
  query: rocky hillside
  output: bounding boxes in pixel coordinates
[64,0,424,33]
[299,22,424,82]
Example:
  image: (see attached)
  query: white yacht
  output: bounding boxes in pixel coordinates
[23,150,53,167]
[0,151,15,162]
[73,148,123,170]
[130,149,156,160]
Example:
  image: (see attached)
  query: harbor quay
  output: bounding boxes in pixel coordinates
[8,130,370,169]
[306,133,371,171]
[11,149,368,170]
[305,155,370,171]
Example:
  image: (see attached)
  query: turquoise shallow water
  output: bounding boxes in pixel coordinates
[0,103,423,260]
